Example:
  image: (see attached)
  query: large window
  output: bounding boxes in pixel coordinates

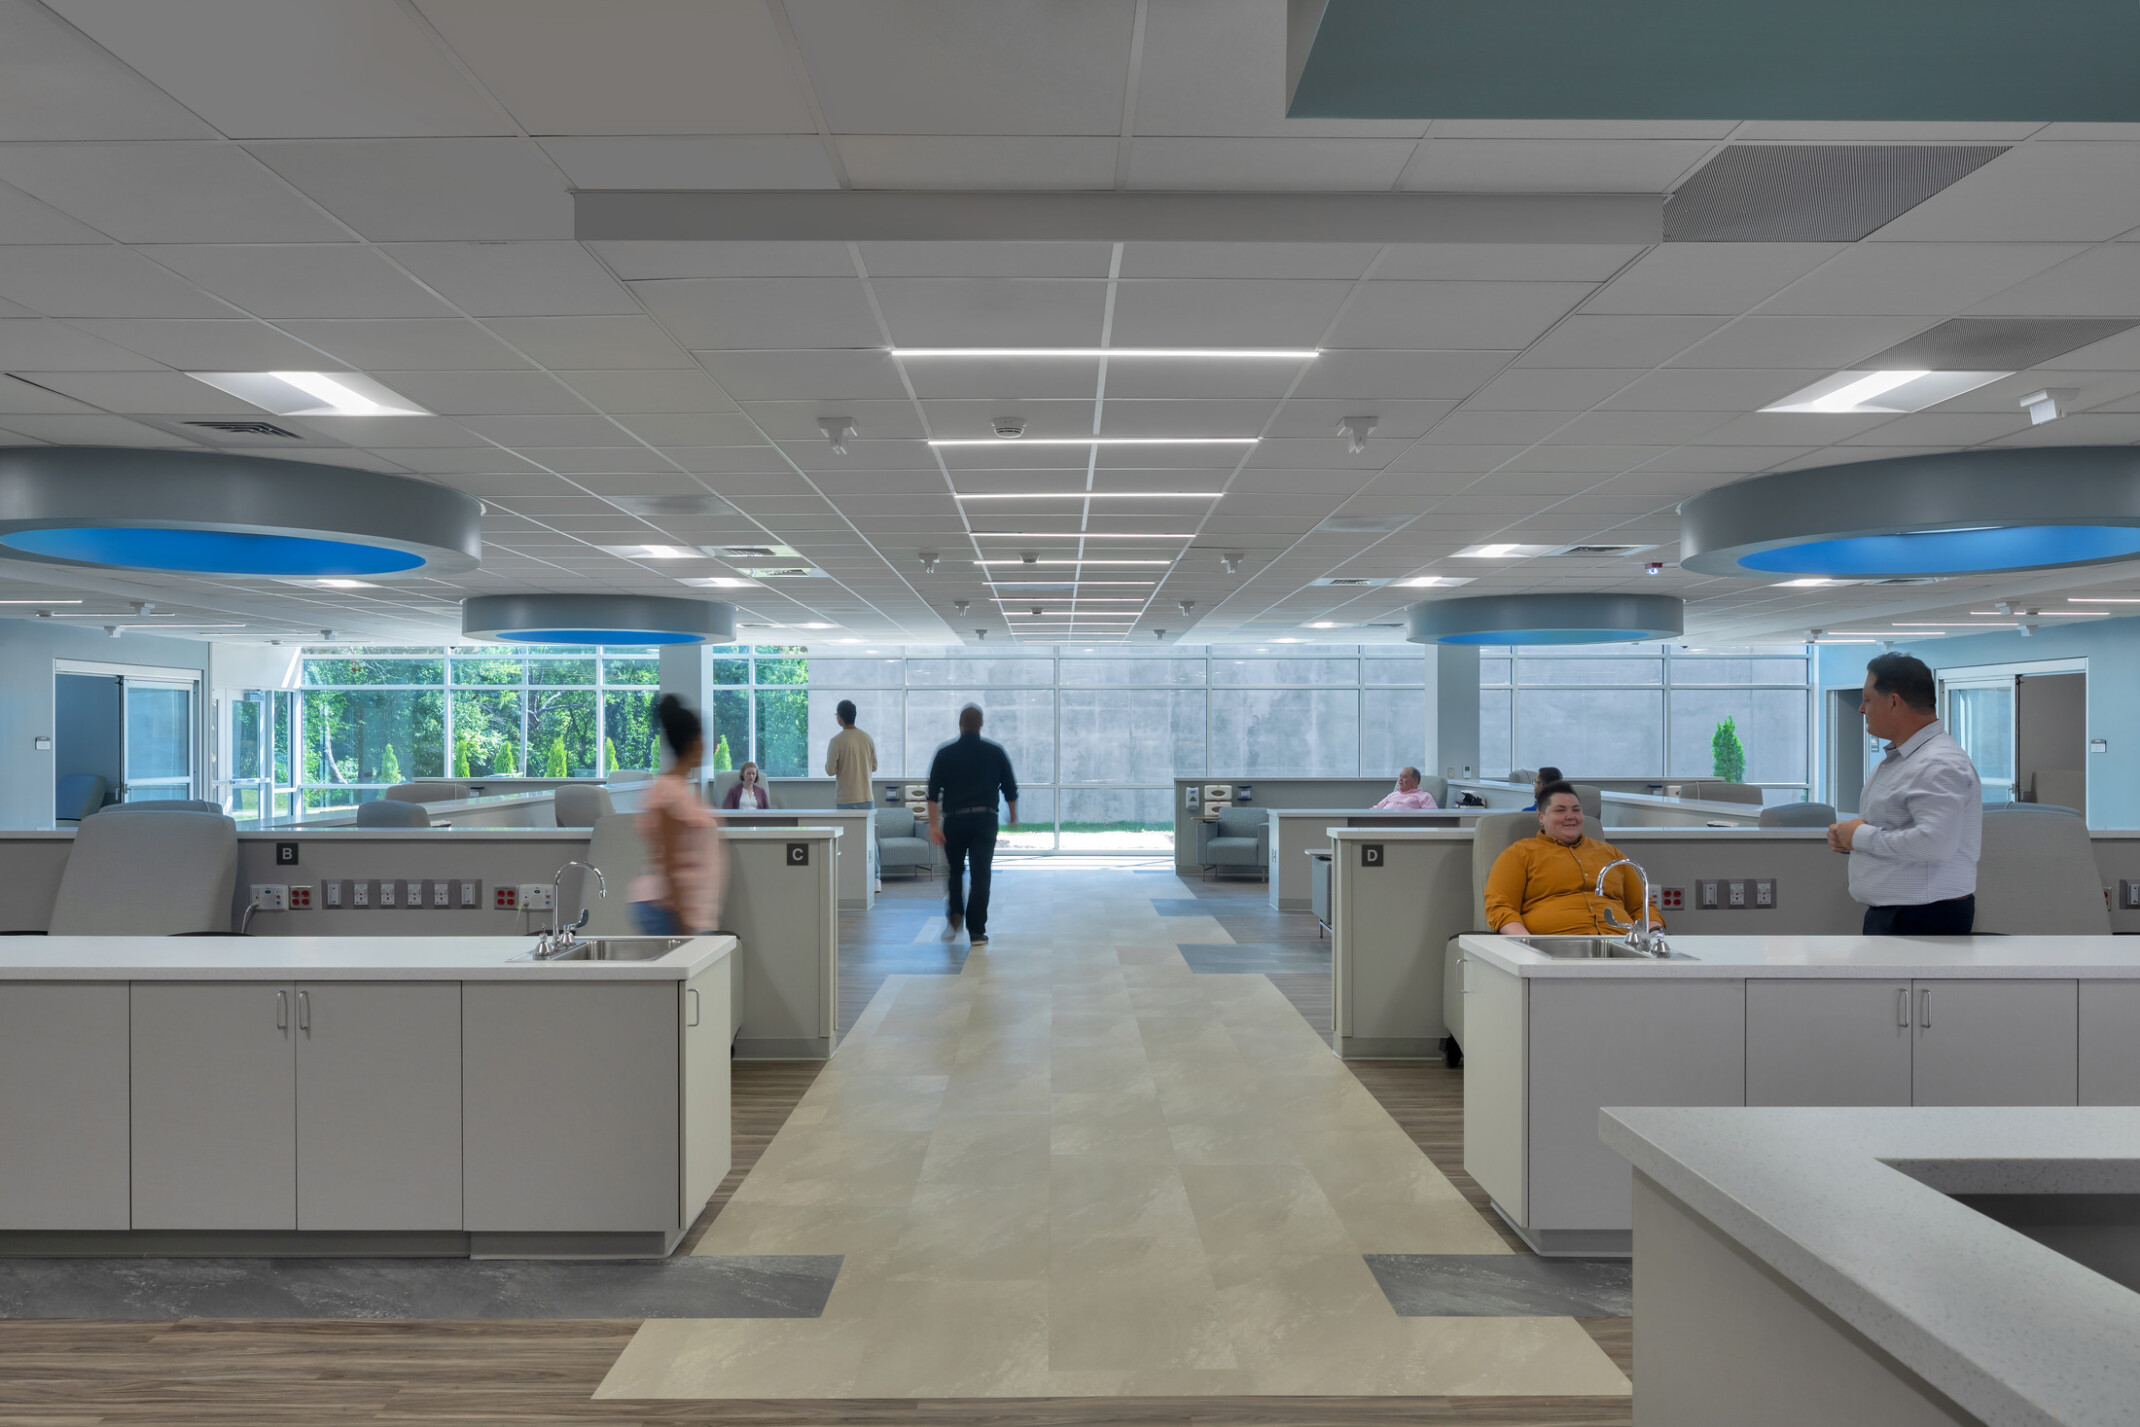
[1478,644,1813,798]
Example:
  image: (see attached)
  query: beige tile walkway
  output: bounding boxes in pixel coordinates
[598,865,1629,1400]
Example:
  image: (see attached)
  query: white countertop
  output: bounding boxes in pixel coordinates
[1602,1105,2140,1427]
[1459,932,2140,979]
[0,933,735,982]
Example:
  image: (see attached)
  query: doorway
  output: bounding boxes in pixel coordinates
[1825,687,1878,815]
[53,665,201,811]
[1936,659,2088,817]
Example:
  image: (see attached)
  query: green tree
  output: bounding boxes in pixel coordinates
[497,738,519,776]
[1712,716,1747,783]
[604,737,619,774]
[381,743,403,785]
[545,735,569,778]
[712,734,733,771]
[453,732,473,779]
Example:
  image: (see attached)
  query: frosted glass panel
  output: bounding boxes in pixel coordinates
[1667,689,1810,783]
[1057,689,1205,783]
[1211,689,1360,775]
[1362,687,1426,780]
[1516,688,1664,777]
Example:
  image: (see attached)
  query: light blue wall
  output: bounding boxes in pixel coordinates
[1816,614,2140,827]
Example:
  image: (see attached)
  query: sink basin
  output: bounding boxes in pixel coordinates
[1513,935,1697,962]
[511,936,692,963]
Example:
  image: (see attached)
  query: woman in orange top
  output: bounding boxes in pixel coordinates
[1485,782,1665,937]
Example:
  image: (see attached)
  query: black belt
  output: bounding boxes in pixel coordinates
[946,805,996,817]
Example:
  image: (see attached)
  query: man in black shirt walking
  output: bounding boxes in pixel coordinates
[926,703,1018,948]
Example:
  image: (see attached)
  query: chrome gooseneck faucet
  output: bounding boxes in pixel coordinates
[1594,857,1670,957]
[535,861,606,958]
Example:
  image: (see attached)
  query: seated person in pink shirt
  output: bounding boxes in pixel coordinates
[1372,766,1439,810]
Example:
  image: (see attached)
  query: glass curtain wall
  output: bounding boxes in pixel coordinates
[1478,643,1814,801]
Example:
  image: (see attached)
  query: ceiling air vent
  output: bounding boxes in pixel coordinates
[739,566,825,580]
[184,420,305,439]
[1547,543,1656,558]
[1665,145,2007,242]
[1866,577,1948,587]
[1310,575,1392,588]
[1314,514,1415,533]
[1858,317,2140,372]
[706,544,798,561]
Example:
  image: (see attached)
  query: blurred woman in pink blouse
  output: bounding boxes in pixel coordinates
[631,696,724,935]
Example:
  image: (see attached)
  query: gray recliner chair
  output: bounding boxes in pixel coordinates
[386,781,470,803]
[582,811,649,936]
[356,799,430,827]
[1759,801,1838,828]
[554,784,614,826]
[2001,800,2083,818]
[98,798,225,815]
[1976,805,2110,934]
[55,773,107,822]
[874,807,938,878]
[1443,808,1606,1062]
[1199,805,1268,880]
[1569,782,1604,821]
[51,810,239,934]
[1416,773,1449,806]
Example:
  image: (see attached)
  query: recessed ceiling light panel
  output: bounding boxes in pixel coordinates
[1453,542,1558,559]
[1760,369,2009,414]
[188,371,426,417]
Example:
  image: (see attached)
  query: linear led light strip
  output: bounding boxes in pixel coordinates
[975,559,1170,567]
[0,599,82,604]
[971,532,1196,540]
[1971,609,2107,617]
[892,348,1317,360]
[931,437,1255,448]
[954,491,1223,499]
[2070,597,2140,603]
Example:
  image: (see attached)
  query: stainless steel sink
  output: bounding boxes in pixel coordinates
[511,936,692,962]
[1514,935,1698,962]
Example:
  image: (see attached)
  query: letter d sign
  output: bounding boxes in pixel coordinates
[1360,843,1383,868]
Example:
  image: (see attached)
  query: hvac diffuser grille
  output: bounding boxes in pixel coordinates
[184,420,305,438]
[1665,145,2007,242]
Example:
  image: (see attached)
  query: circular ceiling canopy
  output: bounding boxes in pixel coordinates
[0,446,481,576]
[1406,593,1684,645]
[462,594,737,647]
[1680,447,2140,579]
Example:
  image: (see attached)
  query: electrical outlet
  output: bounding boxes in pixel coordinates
[1697,880,1721,910]
[2121,879,2140,910]
[429,880,451,909]
[1754,878,1777,909]
[288,884,313,910]
[323,879,344,909]
[398,879,419,909]
[493,885,519,911]
[378,879,397,909]
[1657,887,1685,910]
[460,879,481,909]
[248,884,288,912]
[1727,880,1748,909]
[352,879,371,909]
[519,884,554,911]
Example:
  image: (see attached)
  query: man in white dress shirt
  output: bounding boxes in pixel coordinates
[1828,652,1983,935]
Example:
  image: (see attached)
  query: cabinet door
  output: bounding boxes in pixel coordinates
[1461,958,1528,1222]
[680,960,733,1223]
[0,983,131,1228]
[1746,980,1912,1107]
[2079,981,2140,1106]
[132,982,296,1229]
[1912,979,2077,1107]
[295,982,462,1231]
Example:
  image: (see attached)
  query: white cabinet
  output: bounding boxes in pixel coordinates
[2080,981,2140,1105]
[1461,957,1528,1223]
[295,982,462,1230]
[1911,979,2077,1106]
[0,983,131,1229]
[132,982,297,1230]
[680,961,733,1223]
[1747,980,1912,1107]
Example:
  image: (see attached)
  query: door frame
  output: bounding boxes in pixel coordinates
[54,659,205,803]
[1935,656,2087,806]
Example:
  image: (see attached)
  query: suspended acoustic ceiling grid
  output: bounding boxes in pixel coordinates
[0,1,2137,649]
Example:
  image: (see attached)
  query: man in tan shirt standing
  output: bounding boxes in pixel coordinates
[826,699,880,890]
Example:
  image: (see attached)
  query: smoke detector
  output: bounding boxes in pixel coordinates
[992,417,1027,440]
[817,416,857,455]
[1337,415,1377,455]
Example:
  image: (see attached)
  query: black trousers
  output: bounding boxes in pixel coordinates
[943,812,999,936]
[1862,894,1975,936]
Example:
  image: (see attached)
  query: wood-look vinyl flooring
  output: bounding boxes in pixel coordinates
[0,866,1630,1425]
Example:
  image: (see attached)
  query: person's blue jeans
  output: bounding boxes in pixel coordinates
[836,801,879,880]
[632,901,683,936]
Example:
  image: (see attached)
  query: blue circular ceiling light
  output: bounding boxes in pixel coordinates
[462,595,737,647]
[0,447,480,577]
[1681,448,2140,579]
[1407,594,1683,646]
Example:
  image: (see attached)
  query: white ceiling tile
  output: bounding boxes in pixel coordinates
[1635,444,1810,473]
[1099,398,1273,438]
[1433,120,1736,140]
[498,447,677,474]
[0,182,107,243]
[0,319,161,369]
[693,348,910,399]
[1265,398,1455,439]
[416,0,814,134]
[898,354,1103,400]
[1666,315,1932,369]
[1545,412,1728,445]
[1963,244,2140,318]
[0,0,217,139]
[285,413,485,446]
[1693,412,1896,445]
[612,412,768,446]
[1328,282,1591,350]
[0,143,346,243]
[1759,242,2090,316]
[858,243,1115,278]
[1398,139,1712,193]
[538,136,836,190]
[247,139,572,241]
[1371,245,1647,282]
[483,315,693,369]
[1117,243,1379,279]
[1869,142,2140,242]
[1133,0,1425,139]
[455,414,631,447]
[1835,412,2033,446]
[1107,278,1351,347]
[837,136,1118,188]
[1410,410,1567,444]
[0,245,233,318]
[381,242,637,317]
[1513,314,1724,369]
[787,0,1134,135]
[1099,357,1307,401]
[276,318,534,370]
[368,445,540,474]
[8,369,264,414]
[145,244,453,318]
[634,277,882,349]
[1466,368,1637,410]
[668,445,807,474]
[50,0,508,138]
[1127,137,1417,190]
[2039,325,2140,372]
[0,375,98,413]
[1601,368,1826,412]
[0,412,200,445]
[372,369,592,414]
[1293,349,1515,400]
[1985,412,2140,446]
[1733,121,2046,142]
[591,241,856,280]
[555,369,739,413]
[870,278,1105,347]
[1581,243,1845,316]
[64,317,343,368]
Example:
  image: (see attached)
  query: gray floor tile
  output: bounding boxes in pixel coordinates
[1364,1254,1631,1317]
[1176,941,1332,974]
[0,1254,842,1321]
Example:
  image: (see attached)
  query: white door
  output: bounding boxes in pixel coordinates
[123,676,198,803]
[1941,676,2016,803]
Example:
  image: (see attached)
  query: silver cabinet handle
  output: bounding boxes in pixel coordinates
[686,987,701,1027]
[1920,987,1932,1029]
[1457,956,1470,994]
[297,989,310,1032]
[275,989,287,1030]
[1897,987,1910,1027]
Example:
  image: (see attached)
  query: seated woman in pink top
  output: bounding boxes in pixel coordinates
[1372,766,1439,810]
[630,695,724,936]
[722,761,771,809]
